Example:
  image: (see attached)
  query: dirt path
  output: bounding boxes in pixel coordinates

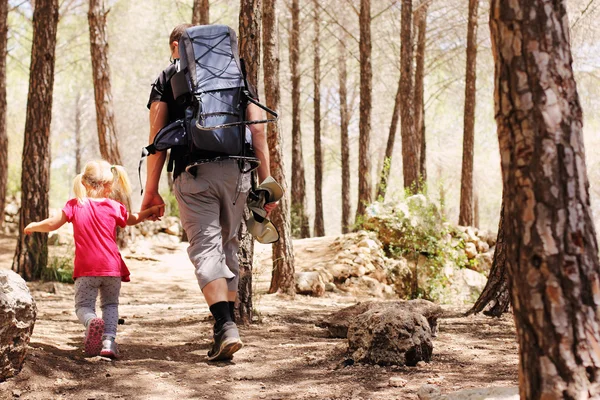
[0,234,518,400]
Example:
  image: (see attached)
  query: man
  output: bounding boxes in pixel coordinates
[142,24,277,361]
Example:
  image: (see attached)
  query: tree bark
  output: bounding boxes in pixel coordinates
[0,0,8,230]
[237,0,262,324]
[312,0,324,237]
[338,29,351,234]
[458,0,478,227]
[355,0,372,222]
[491,1,600,396]
[88,0,122,166]
[263,0,295,296]
[376,76,401,202]
[192,0,209,25]
[466,199,509,318]
[12,0,59,281]
[400,0,419,193]
[414,0,429,184]
[289,0,310,238]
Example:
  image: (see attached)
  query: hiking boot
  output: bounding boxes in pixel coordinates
[84,318,104,356]
[207,321,243,361]
[100,336,119,359]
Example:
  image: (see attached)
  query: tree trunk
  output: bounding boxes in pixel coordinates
[0,0,8,230]
[263,0,295,296]
[312,0,324,237]
[458,0,478,227]
[237,0,262,324]
[491,1,600,396]
[88,0,122,166]
[338,30,351,234]
[355,0,372,222]
[466,199,509,317]
[192,0,209,25]
[414,0,429,184]
[74,91,82,174]
[289,0,310,238]
[12,0,59,281]
[400,0,419,193]
[376,76,401,202]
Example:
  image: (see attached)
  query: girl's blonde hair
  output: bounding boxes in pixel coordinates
[73,160,132,207]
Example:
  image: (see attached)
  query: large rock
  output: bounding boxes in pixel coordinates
[295,271,325,297]
[0,270,37,381]
[348,304,435,366]
[322,299,442,339]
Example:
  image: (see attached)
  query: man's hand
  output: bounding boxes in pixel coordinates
[141,192,165,221]
[265,202,278,218]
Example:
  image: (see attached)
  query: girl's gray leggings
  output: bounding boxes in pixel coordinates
[74,276,121,338]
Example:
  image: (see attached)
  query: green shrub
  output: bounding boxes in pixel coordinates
[41,255,74,284]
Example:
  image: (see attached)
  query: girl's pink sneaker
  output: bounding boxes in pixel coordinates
[84,318,104,356]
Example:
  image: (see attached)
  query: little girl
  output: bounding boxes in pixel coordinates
[25,160,164,359]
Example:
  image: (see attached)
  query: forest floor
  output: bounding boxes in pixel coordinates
[0,233,518,400]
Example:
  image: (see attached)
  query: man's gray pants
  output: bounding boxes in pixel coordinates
[174,160,251,292]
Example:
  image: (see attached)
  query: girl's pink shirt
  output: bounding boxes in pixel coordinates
[62,198,131,282]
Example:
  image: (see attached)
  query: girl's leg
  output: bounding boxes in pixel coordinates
[74,277,100,327]
[99,277,121,338]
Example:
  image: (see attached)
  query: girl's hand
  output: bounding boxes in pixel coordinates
[264,202,278,218]
[149,204,165,220]
[24,223,35,235]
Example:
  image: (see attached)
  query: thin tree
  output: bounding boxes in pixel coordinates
[88,0,122,166]
[355,0,372,222]
[400,0,419,193]
[491,0,600,395]
[338,28,351,233]
[0,0,8,229]
[289,0,310,238]
[192,0,209,25]
[414,0,430,182]
[12,0,59,280]
[458,0,479,226]
[376,77,401,201]
[74,91,83,174]
[237,0,262,324]
[312,0,324,236]
[466,198,509,317]
[263,0,295,295]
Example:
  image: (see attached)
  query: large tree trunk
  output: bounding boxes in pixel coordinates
[237,0,262,325]
[414,0,429,184]
[466,199,509,317]
[263,0,295,296]
[192,0,209,25]
[338,30,351,234]
[491,1,600,397]
[458,0,479,227]
[400,0,419,193]
[88,0,122,166]
[0,0,8,230]
[74,91,83,174]
[376,76,401,202]
[289,0,310,238]
[12,0,59,281]
[312,0,324,237]
[355,0,372,222]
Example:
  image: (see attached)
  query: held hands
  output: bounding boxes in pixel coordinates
[147,204,166,221]
[141,192,165,221]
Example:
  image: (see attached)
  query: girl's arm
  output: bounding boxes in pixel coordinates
[127,204,165,226]
[24,211,68,234]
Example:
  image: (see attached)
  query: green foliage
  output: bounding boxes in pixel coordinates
[41,254,74,284]
[363,190,469,301]
[290,204,304,238]
[162,190,180,218]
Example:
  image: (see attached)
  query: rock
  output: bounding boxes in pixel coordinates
[295,271,325,297]
[4,203,19,216]
[342,276,394,298]
[477,229,497,247]
[48,232,70,246]
[348,305,435,366]
[418,384,442,400]
[436,386,519,400]
[165,223,180,237]
[475,240,490,254]
[322,299,442,339]
[464,227,479,243]
[446,269,487,305]
[0,270,37,381]
[389,376,408,387]
[464,242,478,259]
[474,252,493,273]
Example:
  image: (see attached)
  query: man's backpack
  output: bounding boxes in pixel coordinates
[139,24,277,192]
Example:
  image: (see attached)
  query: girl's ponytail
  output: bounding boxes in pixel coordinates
[73,173,87,202]
[110,165,132,210]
